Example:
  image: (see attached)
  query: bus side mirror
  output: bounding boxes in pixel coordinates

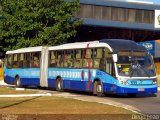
[113,54,118,63]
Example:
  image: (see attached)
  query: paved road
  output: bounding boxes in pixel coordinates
[36,89,160,114]
[105,92,160,114]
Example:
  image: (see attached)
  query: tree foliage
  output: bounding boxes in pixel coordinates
[0,0,82,50]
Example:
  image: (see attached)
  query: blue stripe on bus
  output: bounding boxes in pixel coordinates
[5,75,15,85]
[5,75,157,94]
[5,75,40,86]
[103,83,157,93]
[48,79,93,91]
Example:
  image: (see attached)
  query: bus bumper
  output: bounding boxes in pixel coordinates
[103,83,158,94]
[115,86,158,94]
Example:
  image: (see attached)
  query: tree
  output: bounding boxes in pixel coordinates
[0,0,82,50]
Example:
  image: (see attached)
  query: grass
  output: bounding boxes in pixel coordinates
[0,86,137,120]
[0,96,134,114]
[0,86,37,95]
[0,96,136,120]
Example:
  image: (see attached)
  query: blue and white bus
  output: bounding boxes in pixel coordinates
[4,39,158,96]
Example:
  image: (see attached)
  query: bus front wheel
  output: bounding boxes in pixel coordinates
[127,93,137,97]
[15,76,21,88]
[93,81,105,97]
[56,78,63,92]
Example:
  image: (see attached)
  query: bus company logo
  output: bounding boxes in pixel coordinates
[158,15,160,25]
[142,43,153,50]
[155,10,160,28]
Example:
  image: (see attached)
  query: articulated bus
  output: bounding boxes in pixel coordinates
[4,39,158,96]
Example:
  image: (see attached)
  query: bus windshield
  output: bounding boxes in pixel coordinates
[116,51,156,77]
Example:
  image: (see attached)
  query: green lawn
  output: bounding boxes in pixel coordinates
[0,96,136,120]
[0,86,36,95]
[0,96,134,114]
[0,86,137,120]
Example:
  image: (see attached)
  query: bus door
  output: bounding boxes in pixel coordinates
[40,47,48,87]
[104,48,115,76]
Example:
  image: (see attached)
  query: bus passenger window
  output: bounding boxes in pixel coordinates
[25,53,31,68]
[6,55,12,68]
[94,48,103,69]
[50,51,56,67]
[57,51,64,67]
[74,50,82,68]
[83,49,93,68]
[64,50,73,68]
[31,52,40,68]
[19,53,24,68]
[12,54,19,68]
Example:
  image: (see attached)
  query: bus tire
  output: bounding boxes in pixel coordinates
[127,93,137,97]
[56,77,63,92]
[15,76,21,88]
[94,81,105,97]
[93,81,98,95]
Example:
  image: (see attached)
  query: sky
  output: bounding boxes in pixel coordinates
[125,0,160,4]
[143,0,160,4]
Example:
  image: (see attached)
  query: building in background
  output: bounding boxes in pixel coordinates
[70,0,160,79]
[70,0,160,42]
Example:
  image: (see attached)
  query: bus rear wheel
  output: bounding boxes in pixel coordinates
[93,81,105,97]
[15,76,21,88]
[127,93,137,97]
[56,78,63,92]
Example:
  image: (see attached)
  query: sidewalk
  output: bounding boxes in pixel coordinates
[0,80,8,86]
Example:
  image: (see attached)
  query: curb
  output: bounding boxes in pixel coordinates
[0,81,8,86]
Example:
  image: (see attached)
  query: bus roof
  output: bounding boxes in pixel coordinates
[6,39,147,54]
[100,39,147,52]
[6,46,43,54]
[49,39,146,52]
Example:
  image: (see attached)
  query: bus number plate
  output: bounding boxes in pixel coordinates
[138,88,145,91]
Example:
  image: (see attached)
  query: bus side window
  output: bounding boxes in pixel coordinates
[105,48,115,76]
[64,50,73,68]
[94,48,103,69]
[57,51,64,67]
[83,49,93,68]
[50,51,56,67]
[74,49,82,68]
[12,54,19,68]
[25,53,31,68]
[31,52,40,68]
[6,55,12,68]
[19,53,24,68]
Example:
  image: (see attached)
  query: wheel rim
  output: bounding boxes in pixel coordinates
[97,84,102,93]
[16,78,20,86]
[58,81,61,90]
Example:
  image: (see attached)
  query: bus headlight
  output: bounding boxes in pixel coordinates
[120,80,128,85]
[120,81,124,84]
[153,79,157,84]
